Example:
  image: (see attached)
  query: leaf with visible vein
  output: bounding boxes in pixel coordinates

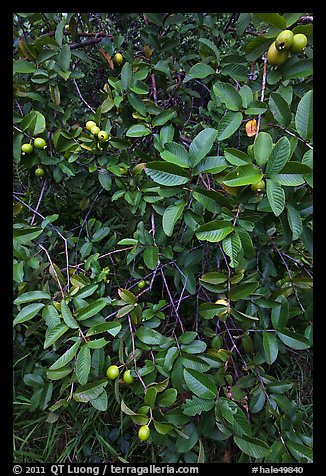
[76,345,91,385]
[266,179,285,216]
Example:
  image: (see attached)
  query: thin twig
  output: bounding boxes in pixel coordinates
[13,193,70,289]
[268,122,313,149]
[255,53,268,138]
[73,79,96,113]
[31,178,47,225]
[160,269,185,333]
[151,73,158,105]
[127,315,153,422]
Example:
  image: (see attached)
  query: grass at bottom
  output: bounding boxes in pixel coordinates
[13,399,151,464]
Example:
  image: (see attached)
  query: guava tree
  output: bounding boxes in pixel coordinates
[13,13,313,464]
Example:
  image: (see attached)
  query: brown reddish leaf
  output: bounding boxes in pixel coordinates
[245,119,258,137]
[143,45,154,58]
[99,48,114,69]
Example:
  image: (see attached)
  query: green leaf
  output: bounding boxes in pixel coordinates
[267,381,293,394]
[143,246,159,270]
[185,63,216,81]
[92,226,110,243]
[86,321,122,337]
[195,220,234,243]
[222,63,249,82]
[222,233,243,268]
[286,440,313,463]
[118,288,137,305]
[234,434,271,459]
[282,59,313,81]
[13,226,43,244]
[266,137,291,176]
[14,291,51,304]
[295,90,313,142]
[60,300,79,329]
[235,227,255,259]
[117,304,135,318]
[193,155,229,175]
[13,60,36,74]
[249,386,266,413]
[160,141,190,168]
[121,62,132,90]
[76,345,91,385]
[213,82,242,111]
[266,179,285,216]
[271,162,310,186]
[254,13,287,29]
[180,354,210,371]
[182,395,215,416]
[58,44,71,72]
[154,59,171,76]
[192,189,217,213]
[152,109,177,127]
[236,13,251,36]
[128,92,147,116]
[157,388,178,407]
[269,93,291,128]
[55,18,66,47]
[229,282,258,301]
[199,272,227,285]
[198,38,220,62]
[76,299,108,321]
[100,96,114,113]
[183,368,217,400]
[42,305,60,330]
[245,101,268,115]
[120,399,138,416]
[284,13,305,27]
[20,110,46,136]
[218,397,237,423]
[98,170,112,191]
[143,13,164,26]
[75,284,99,300]
[223,164,263,187]
[192,187,232,209]
[126,124,151,137]
[73,379,107,403]
[287,205,303,240]
[245,36,273,61]
[49,340,81,371]
[224,148,250,166]
[46,367,72,381]
[13,303,45,326]
[277,330,311,350]
[145,161,189,186]
[198,302,227,320]
[153,421,175,435]
[239,85,253,109]
[216,111,243,141]
[162,202,186,237]
[189,128,218,167]
[271,296,289,330]
[145,387,157,408]
[44,323,69,349]
[90,389,108,411]
[175,422,198,453]
[136,326,163,346]
[262,331,278,364]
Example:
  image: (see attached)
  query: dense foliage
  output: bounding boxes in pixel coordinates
[13,12,313,464]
